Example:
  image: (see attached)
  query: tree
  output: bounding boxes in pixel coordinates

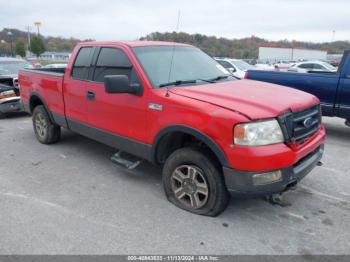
[15,40,26,57]
[30,36,45,57]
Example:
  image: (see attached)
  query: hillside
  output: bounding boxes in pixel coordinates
[1,28,349,59]
[0,28,93,55]
[140,32,350,59]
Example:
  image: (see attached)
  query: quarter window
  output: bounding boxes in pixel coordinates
[71,47,93,80]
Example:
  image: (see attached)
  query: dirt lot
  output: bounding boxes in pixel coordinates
[0,113,349,254]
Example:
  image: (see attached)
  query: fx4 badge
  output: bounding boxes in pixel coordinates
[148,103,163,111]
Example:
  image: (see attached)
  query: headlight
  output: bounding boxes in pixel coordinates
[0,90,16,99]
[234,119,284,146]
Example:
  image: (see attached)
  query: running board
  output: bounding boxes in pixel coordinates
[111,151,142,170]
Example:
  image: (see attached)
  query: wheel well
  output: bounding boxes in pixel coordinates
[29,95,44,113]
[155,131,223,168]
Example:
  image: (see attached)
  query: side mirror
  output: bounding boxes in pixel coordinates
[228,67,236,73]
[104,75,142,96]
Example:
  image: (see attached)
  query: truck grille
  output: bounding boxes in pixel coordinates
[279,105,321,145]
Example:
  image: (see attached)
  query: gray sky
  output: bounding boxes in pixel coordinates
[1,0,349,42]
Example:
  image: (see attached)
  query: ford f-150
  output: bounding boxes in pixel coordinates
[19,41,325,216]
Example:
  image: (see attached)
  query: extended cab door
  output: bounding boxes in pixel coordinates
[63,46,94,123]
[336,53,350,119]
[85,47,148,143]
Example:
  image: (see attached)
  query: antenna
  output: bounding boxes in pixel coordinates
[165,10,181,97]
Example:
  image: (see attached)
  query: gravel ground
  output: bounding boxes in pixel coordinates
[0,113,349,255]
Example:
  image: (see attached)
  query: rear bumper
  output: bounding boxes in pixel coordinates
[0,97,23,113]
[223,144,324,196]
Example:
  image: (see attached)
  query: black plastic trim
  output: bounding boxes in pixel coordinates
[28,92,55,123]
[51,112,68,128]
[223,144,324,196]
[67,118,152,161]
[152,125,229,166]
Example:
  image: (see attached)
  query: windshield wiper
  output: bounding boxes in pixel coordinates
[158,76,230,88]
[205,75,230,82]
[159,79,197,88]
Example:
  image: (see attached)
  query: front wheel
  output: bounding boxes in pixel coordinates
[32,105,61,144]
[162,147,230,216]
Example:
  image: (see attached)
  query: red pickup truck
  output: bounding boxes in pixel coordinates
[19,41,325,216]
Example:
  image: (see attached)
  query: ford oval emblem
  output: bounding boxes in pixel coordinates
[303,117,314,128]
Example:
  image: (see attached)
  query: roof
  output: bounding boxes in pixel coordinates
[79,40,192,48]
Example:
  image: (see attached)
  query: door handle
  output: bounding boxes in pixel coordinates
[86,91,95,100]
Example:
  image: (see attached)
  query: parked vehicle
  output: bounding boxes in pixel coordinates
[288,60,337,73]
[42,63,67,69]
[273,61,293,70]
[245,50,350,124]
[0,57,29,118]
[254,61,275,70]
[19,41,325,216]
[215,58,255,79]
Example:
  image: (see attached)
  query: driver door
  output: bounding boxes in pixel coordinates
[86,47,148,143]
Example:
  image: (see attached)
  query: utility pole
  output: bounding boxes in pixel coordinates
[25,25,32,51]
[7,31,13,57]
[34,22,42,35]
[332,30,336,42]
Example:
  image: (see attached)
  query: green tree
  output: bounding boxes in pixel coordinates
[30,36,45,57]
[15,40,26,57]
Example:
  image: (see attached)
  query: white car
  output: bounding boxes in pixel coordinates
[288,61,337,73]
[215,58,255,79]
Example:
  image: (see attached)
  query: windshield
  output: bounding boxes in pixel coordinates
[229,60,254,71]
[132,46,231,88]
[0,61,30,75]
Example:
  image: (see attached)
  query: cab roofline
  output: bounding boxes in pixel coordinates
[77,40,193,48]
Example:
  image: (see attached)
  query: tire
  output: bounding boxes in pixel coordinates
[0,112,6,119]
[162,147,230,216]
[32,105,61,144]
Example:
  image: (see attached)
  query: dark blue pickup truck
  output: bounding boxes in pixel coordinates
[246,50,350,125]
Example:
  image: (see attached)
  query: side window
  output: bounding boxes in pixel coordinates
[313,63,323,70]
[217,60,232,69]
[93,48,137,83]
[71,47,93,80]
[299,63,312,69]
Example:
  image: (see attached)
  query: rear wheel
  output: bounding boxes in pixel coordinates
[32,105,61,144]
[0,112,6,119]
[162,147,229,216]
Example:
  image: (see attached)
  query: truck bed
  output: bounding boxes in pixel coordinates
[19,68,66,117]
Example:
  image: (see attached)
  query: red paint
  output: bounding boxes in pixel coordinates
[19,41,325,172]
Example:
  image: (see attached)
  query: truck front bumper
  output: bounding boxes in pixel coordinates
[0,97,23,114]
[223,144,324,196]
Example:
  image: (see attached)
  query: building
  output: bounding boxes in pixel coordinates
[259,47,327,62]
[39,51,71,61]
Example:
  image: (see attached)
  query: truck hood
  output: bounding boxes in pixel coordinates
[169,79,319,120]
